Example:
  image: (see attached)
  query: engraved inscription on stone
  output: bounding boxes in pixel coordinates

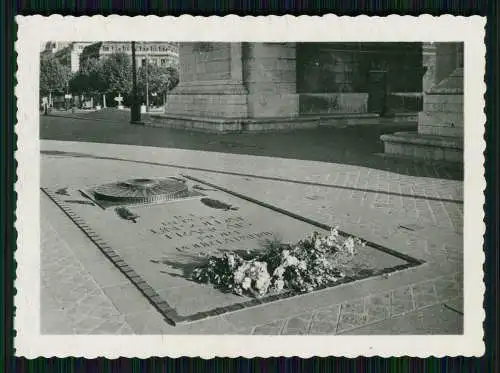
[149,213,274,252]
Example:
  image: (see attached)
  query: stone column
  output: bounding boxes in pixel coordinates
[418,43,464,139]
[165,42,248,120]
[244,43,299,117]
[422,43,437,93]
[159,42,316,132]
[435,43,463,83]
[380,42,464,162]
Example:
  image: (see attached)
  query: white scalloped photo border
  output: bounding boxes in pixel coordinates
[14,15,486,358]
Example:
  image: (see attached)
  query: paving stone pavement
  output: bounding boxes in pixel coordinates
[242,274,462,335]
[41,215,133,334]
[39,140,464,334]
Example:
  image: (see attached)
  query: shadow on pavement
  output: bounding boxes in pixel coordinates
[41,110,463,181]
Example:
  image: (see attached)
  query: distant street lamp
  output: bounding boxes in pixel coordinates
[130,41,141,124]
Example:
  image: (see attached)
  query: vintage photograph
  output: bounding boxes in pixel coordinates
[15,15,485,357]
[39,40,465,333]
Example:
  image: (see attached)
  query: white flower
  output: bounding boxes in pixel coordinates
[326,236,336,247]
[233,265,246,283]
[254,261,267,272]
[330,227,339,237]
[242,277,252,290]
[314,238,323,250]
[344,237,355,254]
[284,255,299,267]
[227,255,236,268]
[255,276,270,291]
[273,266,285,277]
[298,260,307,270]
[274,279,285,291]
[281,250,290,258]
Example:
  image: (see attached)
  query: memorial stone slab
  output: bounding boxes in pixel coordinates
[43,175,423,325]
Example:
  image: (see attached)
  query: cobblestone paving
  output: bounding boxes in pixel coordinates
[41,214,133,334]
[243,274,462,335]
[40,140,464,334]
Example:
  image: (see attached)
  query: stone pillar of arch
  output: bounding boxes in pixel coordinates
[381,42,464,163]
[152,42,317,132]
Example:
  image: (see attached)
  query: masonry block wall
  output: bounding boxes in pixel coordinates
[243,43,299,117]
[419,86,464,138]
[380,42,464,162]
[296,43,423,115]
[165,43,248,118]
[418,43,464,138]
[163,42,429,131]
[182,43,232,82]
[296,43,369,114]
[422,43,437,92]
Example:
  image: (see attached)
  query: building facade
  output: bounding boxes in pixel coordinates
[52,42,95,72]
[79,42,179,68]
[41,41,179,73]
[40,41,71,57]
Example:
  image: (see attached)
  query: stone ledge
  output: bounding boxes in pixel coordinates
[381,132,463,150]
[169,81,248,95]
[380,131,463,163]
[147,112,422,132]
[299,93,368,115]
[148,113,320,133]
[384,113,419,123]
[317,113,379,127]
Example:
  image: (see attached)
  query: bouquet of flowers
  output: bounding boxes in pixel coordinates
[192,228,365,298]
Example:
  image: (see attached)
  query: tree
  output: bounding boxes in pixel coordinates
[40,55,71,103]
[137,63,180,106]
[100,53,132,97]
[69,57,104,99]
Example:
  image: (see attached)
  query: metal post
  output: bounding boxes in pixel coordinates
[65,82,69,111]
[130,41,141,124]
[145,47,149,112]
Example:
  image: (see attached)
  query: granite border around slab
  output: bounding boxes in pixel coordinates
[42,179,424,326]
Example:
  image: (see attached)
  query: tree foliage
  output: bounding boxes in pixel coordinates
[40,55,71,95]
[67,52,181,106]
[100,53,132,96]
[69,57,104,96]
[136,63,180,104]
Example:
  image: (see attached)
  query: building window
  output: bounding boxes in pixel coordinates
[160,58,167,66]
[141,58,146,66]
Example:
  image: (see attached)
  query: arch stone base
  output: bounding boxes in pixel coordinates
[381,43,464,163]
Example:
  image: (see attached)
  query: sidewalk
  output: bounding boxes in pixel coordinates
[40,139,463,335]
